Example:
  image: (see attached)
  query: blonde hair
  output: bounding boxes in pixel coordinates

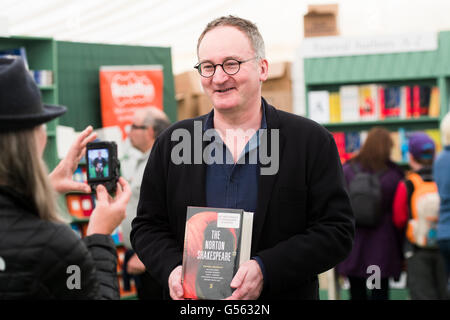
[441,112,450,146]
[0,128,61,222]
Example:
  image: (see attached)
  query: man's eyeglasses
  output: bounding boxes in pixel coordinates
[194,57,257,78]
[131,124,148,130]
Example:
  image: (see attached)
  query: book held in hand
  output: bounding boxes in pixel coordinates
[181,206,253,300]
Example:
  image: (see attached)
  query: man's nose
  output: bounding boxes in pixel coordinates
[211,65,229,84]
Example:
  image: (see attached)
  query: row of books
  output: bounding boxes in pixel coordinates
[0,46,53,86]
[308,84,440,124]
[332,128,442,164]
[29,69,53,86]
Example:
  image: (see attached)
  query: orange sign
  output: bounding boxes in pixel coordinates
[99,65,163,139]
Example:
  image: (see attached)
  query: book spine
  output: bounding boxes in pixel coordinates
[413,85,420,118]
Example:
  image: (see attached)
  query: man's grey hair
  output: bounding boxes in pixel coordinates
[197,15,266,59]
[139,107,171,139]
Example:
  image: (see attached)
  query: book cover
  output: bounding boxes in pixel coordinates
[425,129,442,154]
[383,86,401,118]
[66,194,83,218]
[359,85,378,121]
[428,87,440,117]
[412,85,421,118]
[80,194,94,217]
[331,132,346,163]
[339,85,360,122]
[401,86,412,119]
[390,131,402,163]
[308,90,330,124]
[345,132,361,160]
[182,206,253,300]
[419,86,431,116]
[329,92,341,123]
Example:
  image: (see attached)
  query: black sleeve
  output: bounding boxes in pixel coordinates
[257,132,355,294]
[40,224,119,300]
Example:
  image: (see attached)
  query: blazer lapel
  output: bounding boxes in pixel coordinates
[252,101,285,252]
[188,115,210,207]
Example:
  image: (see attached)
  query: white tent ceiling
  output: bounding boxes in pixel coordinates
[2,0,450,73]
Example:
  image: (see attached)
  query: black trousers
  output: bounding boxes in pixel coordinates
[348,276,389,300]
[124,249,163,300]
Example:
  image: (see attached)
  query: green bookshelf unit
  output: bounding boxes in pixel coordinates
[0,36,59,170]
[304,31,450,164]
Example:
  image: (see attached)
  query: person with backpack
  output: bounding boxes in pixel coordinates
[337,127,404,300]
[393,132,447,300]
[433,112,450,298]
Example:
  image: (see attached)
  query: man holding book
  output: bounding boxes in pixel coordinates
[131,15,354,300]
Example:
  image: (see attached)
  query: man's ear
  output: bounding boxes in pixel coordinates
[259,58,269,82]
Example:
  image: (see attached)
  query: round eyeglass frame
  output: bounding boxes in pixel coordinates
[194,57,257,78]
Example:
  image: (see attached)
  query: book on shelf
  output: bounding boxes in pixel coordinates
[382,86,402,119]
[345,132,361,160]
[308,90,330,124]
[111,226,124,245]
[0,47,28,70]
[339,85,360,122]
[331,132,346,163]
[428,87,440,117]
[80,194,94,217]
[329,92,341,123]
[66,194,84,219]
[390,131,402,162]
[359,85,379,121]
[181,206,253,300]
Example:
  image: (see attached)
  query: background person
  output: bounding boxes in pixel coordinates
[131,15,354,300]
[120,107,171,299]
[393,132,447,299]
[337,127,404,300]
[434,112,450,298]
[0,57,131,299]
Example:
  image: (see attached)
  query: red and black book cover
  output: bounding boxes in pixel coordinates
[182,206,243,300]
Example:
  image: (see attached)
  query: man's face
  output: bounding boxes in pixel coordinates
[197,26,268,113]
[129,114,151,152]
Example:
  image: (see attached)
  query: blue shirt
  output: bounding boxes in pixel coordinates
[434,145,450,240]
[204,104,267,284]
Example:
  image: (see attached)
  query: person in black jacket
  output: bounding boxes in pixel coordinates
[131,15,354,300]
[0,57,131,299]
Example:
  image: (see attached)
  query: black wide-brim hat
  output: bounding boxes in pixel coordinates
[0,57,66,132]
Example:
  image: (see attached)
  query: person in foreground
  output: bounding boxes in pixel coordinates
[131,15,354,300]
[0,57,131,299]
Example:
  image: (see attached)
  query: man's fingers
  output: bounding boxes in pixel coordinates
[230,266,246,288]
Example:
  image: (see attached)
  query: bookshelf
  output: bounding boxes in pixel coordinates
[304,31,450,164]
[0,36,59,171]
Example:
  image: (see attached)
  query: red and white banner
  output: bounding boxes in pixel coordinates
[99,65,163,139]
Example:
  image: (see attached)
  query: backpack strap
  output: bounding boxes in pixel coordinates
[407,172,423,190]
